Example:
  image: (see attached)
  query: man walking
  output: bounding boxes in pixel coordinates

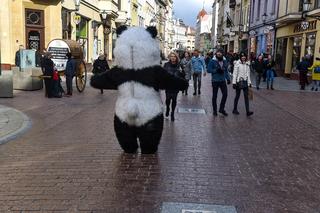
[207,49,231,116]
[65,52,76,96]
[191,50,206,95]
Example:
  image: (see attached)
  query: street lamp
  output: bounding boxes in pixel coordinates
[74,0,80,11]
[302,0,320,20]
[100,10,111,55]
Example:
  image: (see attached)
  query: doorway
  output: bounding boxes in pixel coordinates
[25,9,45,52]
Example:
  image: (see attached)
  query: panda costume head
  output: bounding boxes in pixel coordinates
[91,26,188,154]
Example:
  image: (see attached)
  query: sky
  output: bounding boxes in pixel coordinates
[173,0,212,27]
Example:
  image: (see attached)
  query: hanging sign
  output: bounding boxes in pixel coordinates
[73,15,81,25]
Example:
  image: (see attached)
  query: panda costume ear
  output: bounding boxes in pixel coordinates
[116,25,128,37]
[146,26,157,38]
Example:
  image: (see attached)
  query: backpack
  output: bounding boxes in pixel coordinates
[314,66,320,73]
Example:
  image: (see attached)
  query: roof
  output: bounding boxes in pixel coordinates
[197,9,208,19]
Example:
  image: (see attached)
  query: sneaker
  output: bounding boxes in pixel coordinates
[213,111,218,116]
[232,110,240,115]
[311,87,314,91]
[198,91,201,95]
[257,87,259,90]
[219,110,228,116]
[193,92,196,96]
[247,111,254,116]
[271,87,274,90]
[316,88,318,91]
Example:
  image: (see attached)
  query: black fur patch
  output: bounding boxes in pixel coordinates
[116,25,128,37]
[146,26,157,38]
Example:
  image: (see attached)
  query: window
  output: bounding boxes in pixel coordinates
[317,0,320,8]
[257,0,261,20]
[271,0,276,14]
[264,0,268,14]
[251,0,255,23]
[305,32,316,57]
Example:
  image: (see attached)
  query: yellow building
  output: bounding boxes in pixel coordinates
[276,0,320,77]
[0,0,120,68]
[130,0,139,26]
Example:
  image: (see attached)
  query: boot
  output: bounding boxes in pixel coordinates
[165,107,170,117]
[171,112,175,121]
[232,109,240,115]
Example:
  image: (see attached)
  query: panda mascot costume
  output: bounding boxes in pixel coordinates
[90,26,188,154]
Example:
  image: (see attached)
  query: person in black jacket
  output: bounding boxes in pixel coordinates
[254,54,265,90]
[164,52,185,121]
[41,52,55,98]
[297,56,311,90]
[93,53,110,94]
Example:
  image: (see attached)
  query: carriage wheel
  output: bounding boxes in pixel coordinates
[76,60,87,92]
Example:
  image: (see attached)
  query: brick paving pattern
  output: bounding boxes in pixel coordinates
[0,77,319,213]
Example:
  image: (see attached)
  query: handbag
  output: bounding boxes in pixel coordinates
[236,78,248,89]
[248,88,253,100]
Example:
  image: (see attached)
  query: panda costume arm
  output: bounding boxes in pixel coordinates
[155,66,188,91]
[90,68,118,90]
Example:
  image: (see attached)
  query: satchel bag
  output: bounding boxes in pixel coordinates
[248,88,253,100]
[236,78,248,89]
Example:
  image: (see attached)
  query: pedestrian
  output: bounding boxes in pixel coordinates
[15,45,24,67]
[191,49,206,95]
[262,53,268,82]
[180,51,192,95]
[232,52,254,116]
[266,54,276,90]
[164,52,184,121]
[308,57,320,91]
[65,52,76,96]
[254,54,265,90]
[207,49,231,116]
[93,53,110,94]
[205,51,213,68]
[297,56,310,90]
[41,52,56,98]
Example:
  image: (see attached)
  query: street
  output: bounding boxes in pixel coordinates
[0,77,320,213]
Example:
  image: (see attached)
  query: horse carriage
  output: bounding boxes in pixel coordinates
[45,39,87,92]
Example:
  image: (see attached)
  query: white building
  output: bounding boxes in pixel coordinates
[172,18,187,51]
[186,27,196,51]
[195,9,212,54]
[211,0,219,50]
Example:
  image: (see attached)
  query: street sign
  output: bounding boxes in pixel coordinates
[73,15,81,25]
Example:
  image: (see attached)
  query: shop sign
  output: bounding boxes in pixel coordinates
[294,20,317,33]
[47,40,70,71]
[73,15,81,25]
[249,30,256,37]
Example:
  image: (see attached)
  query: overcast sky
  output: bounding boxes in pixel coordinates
[173,0,212,27]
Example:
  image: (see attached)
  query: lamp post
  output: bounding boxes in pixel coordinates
[100,10,111,55]
[302,0,320,20]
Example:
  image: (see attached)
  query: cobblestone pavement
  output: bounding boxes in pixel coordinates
[0,76,319,213]
[0,105,31,145]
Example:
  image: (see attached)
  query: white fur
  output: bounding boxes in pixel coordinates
[115,82,163,126]
[114,27,161,70]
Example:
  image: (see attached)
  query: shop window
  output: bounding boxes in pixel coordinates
[292,36,302,72]
[275,38,287,74]
[317,0,320,8]
[305,32,316,62]
[61,8,71,40]
[76,17,89,61]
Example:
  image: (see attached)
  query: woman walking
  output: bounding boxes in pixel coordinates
[93,53,110,94]
[180,52,192,95]
[297,56,311,90]
[232,52,254,116]
[164,52,184,121]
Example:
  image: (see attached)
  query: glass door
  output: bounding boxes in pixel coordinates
[292,36,302,72]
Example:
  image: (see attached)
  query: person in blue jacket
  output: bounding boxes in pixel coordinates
[191,50,207,95]
[207,49,231,116]
[65,52,76,96]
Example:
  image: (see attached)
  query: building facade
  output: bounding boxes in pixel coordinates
[195,9,213,54]
[186,27,196,51]
[0,0,122,68]
[275,0,320,77]
[216,0,231,53]
[172,19,187,52]
[211,0,219,49]
[249,0,279,58]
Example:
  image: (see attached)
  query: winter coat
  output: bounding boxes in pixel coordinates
[254,59,265,74]
[42,58,54,76]
[297,59,310,72]
[180,58,192,80]
[164,62,184,94]
[191,56,206,73]
[93,59,110,74]
[65,58,76,76]
[232,60,252,86]
[308,61,320,81]
[207,57,231,82]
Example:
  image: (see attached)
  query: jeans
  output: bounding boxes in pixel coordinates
[193,73,202,93]
[266,69,274,88]
[234,87,250,113]
[256,73,263,88]
[165,91,178,115]
[312,80,320,90]
[212,81,228,113]
[66,75,74,94]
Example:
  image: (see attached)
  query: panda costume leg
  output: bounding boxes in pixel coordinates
[114,115,139,153]
[136,114,164,154]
